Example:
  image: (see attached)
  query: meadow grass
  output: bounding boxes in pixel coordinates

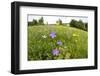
[28,25,88,60]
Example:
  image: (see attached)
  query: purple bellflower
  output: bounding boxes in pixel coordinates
[57,41,62,46]
[52,49,59,56]
[50,32,56,38]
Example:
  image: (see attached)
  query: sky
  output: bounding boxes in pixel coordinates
[28,15,88,24]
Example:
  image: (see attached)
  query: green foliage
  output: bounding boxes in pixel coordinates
[32,19,38,25]
[28,25,88,60]
[28,17,44,26]
[28,17,88,31]
[78,20,86,30]
[85,23,88,31]
[38,17,44,25]
[70,19,78,27]
[28,19,38,26]
[56,19,62,25]
[28,22,34,26]
[70,19,88,31]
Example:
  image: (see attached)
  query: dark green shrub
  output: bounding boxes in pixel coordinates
[38,17,44,25]
[84,23,88,31]
[70,19,88,31]
[70,19,79,28]
[32,19,38,25]
[28,19,38,26]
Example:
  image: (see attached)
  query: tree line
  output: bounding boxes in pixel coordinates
[28,17,88,31]
[70,19,88,31]
[28,17,44,26]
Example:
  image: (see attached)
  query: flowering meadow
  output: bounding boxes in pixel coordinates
[28,25,88,60]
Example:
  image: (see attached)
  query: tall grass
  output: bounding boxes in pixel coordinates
[28,25,88,60]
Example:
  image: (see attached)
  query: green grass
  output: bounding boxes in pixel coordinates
[28,25,88,61]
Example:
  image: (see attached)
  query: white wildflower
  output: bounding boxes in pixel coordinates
[42,35,47,38]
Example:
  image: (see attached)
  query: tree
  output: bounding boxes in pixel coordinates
[70,19,87,31]
[78,20,85,30]
[56,19,62,25]
[38,17,44,25]
[85,23,88,31]
[28,18,38,26]
[70,19,78,28]
[28,22,33,26]
[32,19,37,25]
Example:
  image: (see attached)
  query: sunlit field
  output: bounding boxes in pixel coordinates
[28,25,88,61]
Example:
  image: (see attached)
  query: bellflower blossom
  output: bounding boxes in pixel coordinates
[50,32,56,38]
[57,41,62,46]
[52,49,59,56]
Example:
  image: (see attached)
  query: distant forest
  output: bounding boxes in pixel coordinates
[28,17,88,31]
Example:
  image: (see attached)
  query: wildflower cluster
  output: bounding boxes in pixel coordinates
[49,32,62,56]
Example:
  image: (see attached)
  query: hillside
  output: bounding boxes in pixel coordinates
[28,25,88,60]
